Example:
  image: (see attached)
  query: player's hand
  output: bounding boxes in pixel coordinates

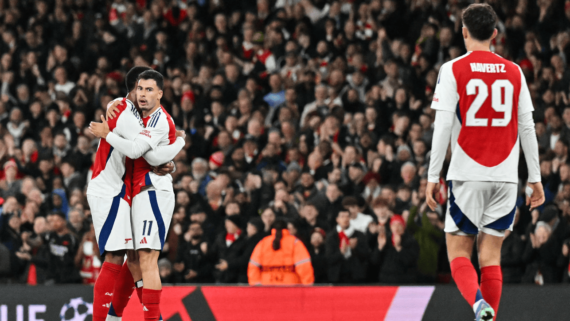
[175,130,186,139]
[526,182,545,211]
[89,115,110,139]
[152,161,174,176]
[106,99,122,119]
[185,269,197,280]
[426,181,439,211]
[348,238,358,249]
[377,232,387,250]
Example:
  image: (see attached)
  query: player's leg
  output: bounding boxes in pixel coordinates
[477,232,504,320]
[447,233,484,309]
[106,253,136,320]
[125,249,145,305]
[445,181,493,320]
[89,194,128,321]
[132,189,174,321]
[139,249,162,321]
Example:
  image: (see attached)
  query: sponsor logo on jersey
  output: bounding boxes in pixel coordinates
[140,237,148,244]
[140,130,152,138]
[105,292,113,296]
[469,63,506,73]
[125,238,132,244]
[433,95,439,102]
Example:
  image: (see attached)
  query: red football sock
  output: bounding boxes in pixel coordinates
[480,265,502,318]
[142,289,162,321]
[93,262,121,321]
[450,257,483,307]
[109,263,135,317]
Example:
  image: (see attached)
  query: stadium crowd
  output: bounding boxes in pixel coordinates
[1,0,570,285]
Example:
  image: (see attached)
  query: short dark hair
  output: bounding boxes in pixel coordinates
[342,196,359,208]
[462,4,497,41]
[138,70,164,90]
[126,66,151,92]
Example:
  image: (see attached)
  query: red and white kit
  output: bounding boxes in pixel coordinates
[104,105,180,250]
[87,98,183,254]
[428,51,540,237]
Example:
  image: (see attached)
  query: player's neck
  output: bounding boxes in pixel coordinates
[466,40,492,52]
[142,104,160,118]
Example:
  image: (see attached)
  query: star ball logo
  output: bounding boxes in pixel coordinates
[59,297,92,321]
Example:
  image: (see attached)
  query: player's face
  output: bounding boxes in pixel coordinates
[136,79,163,111]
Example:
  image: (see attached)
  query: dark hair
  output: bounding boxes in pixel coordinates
[462,4,497,41]
[271,219,287,251]
[341,196,359,208]
[138,70,164,90]
[126,66,151,92]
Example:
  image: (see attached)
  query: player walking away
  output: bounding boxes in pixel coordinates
[90,70,181,321]
[87,67,184,321]
[425,4,545,321]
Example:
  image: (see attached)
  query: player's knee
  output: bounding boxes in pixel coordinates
[138,250,158,271]
[104,251,125,265]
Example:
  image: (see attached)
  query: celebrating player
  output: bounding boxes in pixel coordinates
[425,4,545,321]
[87,67,185,321]
[91,70,180,321]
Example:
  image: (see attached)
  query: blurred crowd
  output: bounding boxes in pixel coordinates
[2,0,570,286]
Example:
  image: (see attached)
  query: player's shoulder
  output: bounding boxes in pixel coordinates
[148,106,173,129]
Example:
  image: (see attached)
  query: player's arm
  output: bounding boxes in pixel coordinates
[517,66,545,209]
[142,132,185,166]
[426,62,459,210]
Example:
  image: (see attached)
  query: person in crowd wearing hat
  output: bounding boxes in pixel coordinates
[210,214,246,283]
[173,221,214,284]
[248,219,314,285]
[371,213,419,284]
[325,210,369,283]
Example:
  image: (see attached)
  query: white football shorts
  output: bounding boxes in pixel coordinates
[445,180,518,237]
[88,186,134,254]
[132,187,174,250]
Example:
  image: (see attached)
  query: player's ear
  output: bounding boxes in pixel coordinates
[491,28,498,40]
[157,90,163,100]
[462,27,468,40]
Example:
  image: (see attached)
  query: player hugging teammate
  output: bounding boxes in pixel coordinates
[88,67,185,321]
[426,3,545,321]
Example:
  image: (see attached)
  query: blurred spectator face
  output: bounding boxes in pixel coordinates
[226,202,240,216]
[344,146,357,164]
[302,204,318,222]
[206,181,222,200]
[68,209,84,231]
[540,160,552,176]
[190,211,206,223]
[17,85,29,102]
[409,123,422,142]
[54,133,67,150]
[365,107,377,123]
[176,190,190,207]
[310,230,324,248]
[413,140,427,158]
[348,166,364,182]
[336,211,351,229]
[4,162,17,181]
[326,184,342,202]
[315,85,328,102]
[300,172,314,188]
[373,203,390,225]
[28,189,43,206]
[8,213,21,231]
[47,214,65,233]
[217,131,231,149]
[328,168,341,184]
[188,222,203,240]
[390,219,405,236]
[225,218,240,234]
[173,206,186,223]
[247,119,261,137]
[560,164,570,181]
[246,222,258,237]
[269,74,282,92]
[261,208,276,231]
[555,140,568,158]
[307,151,322,170]
[191,160,208,181]
[21,177,35,196]
[535,225,551,245]
[3,197,19,214]
[34,216,49,234]
[401,163,417,184]
[231,148,245,165]
[60,162,75,178]
[54,67,67,84]
[10,108,22,124]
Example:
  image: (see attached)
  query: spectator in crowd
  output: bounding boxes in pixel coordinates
[248,219,314,285]
[211,215,246,283]
[43,211,80,284]
[325,210,369,283]
[342,196,374,233]
[371,214,419,284]
[174,221,213,284]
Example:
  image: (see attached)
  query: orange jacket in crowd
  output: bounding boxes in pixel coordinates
[248,229,314,285]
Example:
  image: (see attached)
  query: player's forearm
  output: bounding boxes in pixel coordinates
[143,137,185,166]
[106,132,152,159]
[428,110,454,183]
[519,112,541,183]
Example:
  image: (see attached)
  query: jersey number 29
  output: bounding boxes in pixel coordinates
[465,79,513,127]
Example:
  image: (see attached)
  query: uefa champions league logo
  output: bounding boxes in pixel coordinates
[59,297,93,321]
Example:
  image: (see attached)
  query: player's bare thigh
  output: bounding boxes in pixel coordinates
[446,233,476,262]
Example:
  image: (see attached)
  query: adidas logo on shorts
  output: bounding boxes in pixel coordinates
[140,237,148,244]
